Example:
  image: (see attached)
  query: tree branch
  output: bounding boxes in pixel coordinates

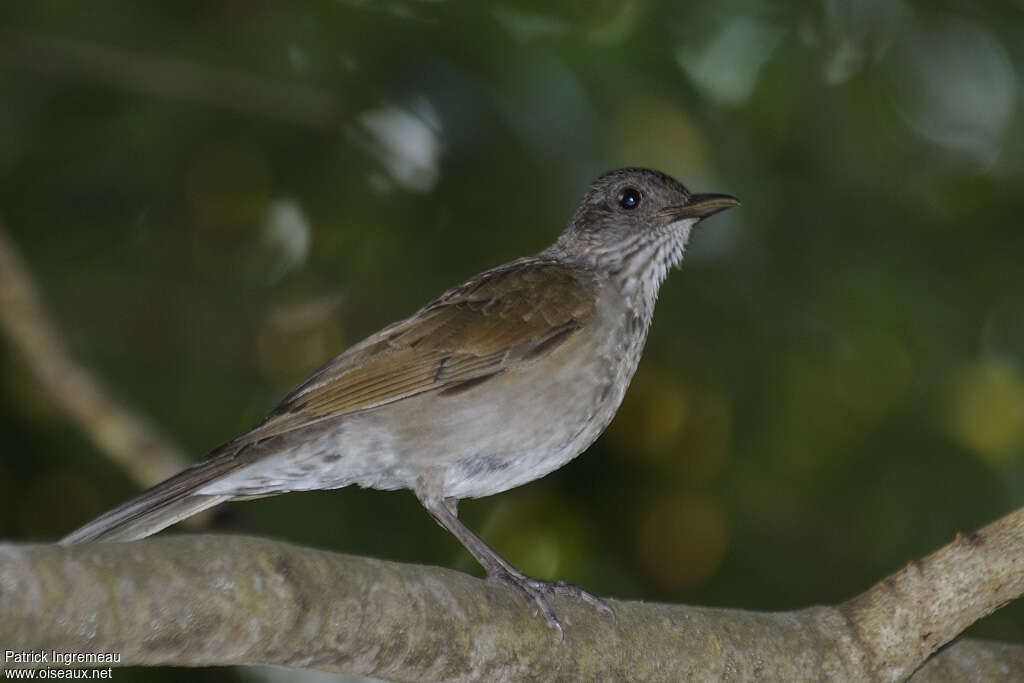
[0,31,343,130]
[0,221,192,488]
[2,503,1022,681]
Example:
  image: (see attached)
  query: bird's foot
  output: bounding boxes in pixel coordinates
[487,566,613,640]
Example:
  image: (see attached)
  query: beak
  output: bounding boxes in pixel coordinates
[664,193,740,220]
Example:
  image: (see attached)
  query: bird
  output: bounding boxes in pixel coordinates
[62,167,738,636]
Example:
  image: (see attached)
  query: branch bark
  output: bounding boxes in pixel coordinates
[2,502,1022,681]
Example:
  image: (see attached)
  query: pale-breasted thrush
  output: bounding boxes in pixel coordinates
[63,167,739,635]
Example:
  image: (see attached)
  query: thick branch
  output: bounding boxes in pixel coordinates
[1,506,1022,682]
[844,505,1024,678]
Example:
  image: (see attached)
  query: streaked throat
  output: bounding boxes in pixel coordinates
[602,220,695,310]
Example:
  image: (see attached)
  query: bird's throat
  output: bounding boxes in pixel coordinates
[604,221,693,317]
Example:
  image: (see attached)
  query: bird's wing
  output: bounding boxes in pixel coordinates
[229,258,596,447]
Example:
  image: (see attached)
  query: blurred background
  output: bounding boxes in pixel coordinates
[2,1,1023,679]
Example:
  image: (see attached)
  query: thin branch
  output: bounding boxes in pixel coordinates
[0,221,191,488]
[0,31,343,130]
[1,504,1022,680]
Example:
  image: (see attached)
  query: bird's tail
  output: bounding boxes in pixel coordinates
[60,447,249,545]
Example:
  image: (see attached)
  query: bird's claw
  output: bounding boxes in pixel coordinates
[488,568,614,640]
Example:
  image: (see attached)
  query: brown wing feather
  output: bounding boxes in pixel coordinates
[230,258,596,446]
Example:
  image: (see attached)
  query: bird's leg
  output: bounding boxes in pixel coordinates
[443,497,458,517]
[416,490,612,639]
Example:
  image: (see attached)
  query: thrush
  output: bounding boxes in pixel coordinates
[62,167,738,636]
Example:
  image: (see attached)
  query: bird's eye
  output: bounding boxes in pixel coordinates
[618,187,642,210]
